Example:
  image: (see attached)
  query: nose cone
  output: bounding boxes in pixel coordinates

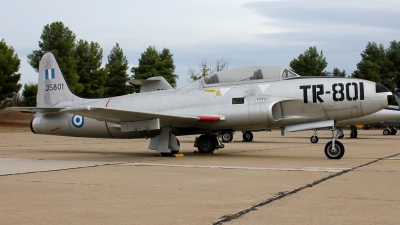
[375,83,394,106]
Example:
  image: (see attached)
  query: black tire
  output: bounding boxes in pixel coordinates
[310,136,319,143]
[390,129,397,135]
[324,141,345,159]
[338,134,344,139]
[197,135,216,153]
[242,132,253,142]
[221,132,233,142]
[383,129,390,135]
[350,132,357,138]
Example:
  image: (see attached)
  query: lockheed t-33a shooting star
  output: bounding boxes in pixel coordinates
[8,52,393,159]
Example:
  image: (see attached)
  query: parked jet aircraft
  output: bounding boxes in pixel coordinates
[220,105,400,143]
[309,105,400,143]
[8,52,393,159]
[224,88,400,143]
[310,89,400,141]
[368,90,400,136]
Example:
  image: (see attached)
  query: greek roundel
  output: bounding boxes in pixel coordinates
[71,115,84,128]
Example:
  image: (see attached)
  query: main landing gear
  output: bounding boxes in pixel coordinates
[324,127,345,159]
[195,134,225,153]
[383,126,397,135]
[349,125,358,138]
[242,131,253,142]
[221,132,234,142]
[220,131,254,143]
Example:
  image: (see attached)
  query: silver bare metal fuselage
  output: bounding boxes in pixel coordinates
[31,77,388,139]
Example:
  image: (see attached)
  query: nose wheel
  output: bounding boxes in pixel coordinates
[324,141,345,159]
[324,127,345,159]
[310,129,318,143]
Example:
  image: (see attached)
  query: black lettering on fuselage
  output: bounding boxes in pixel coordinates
[300,85,311,103]
[312,84,324,103]
[301,82,365,103]
[346,82,358,101]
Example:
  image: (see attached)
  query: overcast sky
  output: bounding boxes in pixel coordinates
[1,0,400,88]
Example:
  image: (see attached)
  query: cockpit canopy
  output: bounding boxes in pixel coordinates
[203,66,299,85]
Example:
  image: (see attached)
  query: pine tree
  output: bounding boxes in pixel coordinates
[352,42,394,90]
[130,46,178,92]
[105,43,129,96]
[27,21,83,94]
[75,40,107,97]
[289,46,329,76]
[22,82,38,106]
[0,39,22,102]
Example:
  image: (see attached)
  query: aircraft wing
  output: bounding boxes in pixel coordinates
[6,107,64,113]
[61,106,224,126]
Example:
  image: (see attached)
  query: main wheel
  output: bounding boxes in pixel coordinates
[350,132,357,138]
[197,135,216,153]
[324,141,345,159]
[383,129,390,135]
[390,129,397,135]
[242,132,253,142]
[221,132,234,142]
[338,134,344,139]
[310,136,319,143]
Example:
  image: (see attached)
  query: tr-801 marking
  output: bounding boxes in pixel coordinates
[300,82,364,103]
[45,83,64,92]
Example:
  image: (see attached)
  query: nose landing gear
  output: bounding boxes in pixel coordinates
[324,127,345,159]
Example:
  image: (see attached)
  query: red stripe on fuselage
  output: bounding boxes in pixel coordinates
[105,122,115,138]
[106,97,112,107]
[105,98,114,138]
[197,116,221,122]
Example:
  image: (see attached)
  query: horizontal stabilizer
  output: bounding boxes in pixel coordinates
[129,76,173,93]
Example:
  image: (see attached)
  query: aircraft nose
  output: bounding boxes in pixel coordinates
[375,83,393,105]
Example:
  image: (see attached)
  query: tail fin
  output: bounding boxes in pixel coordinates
[37,52,83,107]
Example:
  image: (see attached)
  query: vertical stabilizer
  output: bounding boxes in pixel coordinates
[37,52,83,107]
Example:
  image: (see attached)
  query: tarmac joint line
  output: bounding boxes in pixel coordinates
[212,152,400,225]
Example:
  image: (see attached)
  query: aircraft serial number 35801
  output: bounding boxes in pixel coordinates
[8,52,393,160]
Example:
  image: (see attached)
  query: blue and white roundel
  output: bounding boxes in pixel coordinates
[71,115,84,128]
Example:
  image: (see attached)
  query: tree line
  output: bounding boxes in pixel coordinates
[1,21,400,108]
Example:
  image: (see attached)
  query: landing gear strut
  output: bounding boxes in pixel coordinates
[324,127,345,159]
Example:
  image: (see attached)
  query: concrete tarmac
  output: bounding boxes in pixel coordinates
[0,130,399,224]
